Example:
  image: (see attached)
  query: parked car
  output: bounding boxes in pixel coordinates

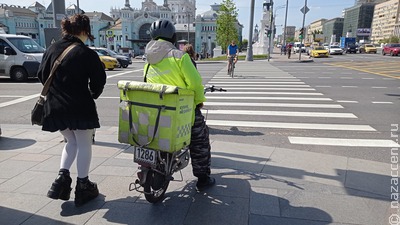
[90,47,131,68]
[328,45,343,55]
[359,44,377,54]
[345,43,358,53]
[96,52,119,70]
[382,43,400,56]
[0,34,45,81]
[310,46,329,58]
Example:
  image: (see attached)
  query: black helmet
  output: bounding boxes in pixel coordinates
[149,19,176,42]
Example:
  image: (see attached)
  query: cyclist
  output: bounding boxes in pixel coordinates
[143,19,215,191]
[227,40,238,74]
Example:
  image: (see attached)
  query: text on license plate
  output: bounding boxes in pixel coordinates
[134,147,156,165]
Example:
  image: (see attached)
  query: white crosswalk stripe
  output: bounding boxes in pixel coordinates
[205,69,394,148]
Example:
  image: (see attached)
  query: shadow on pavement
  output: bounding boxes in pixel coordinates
[208,127,264,136]
[0,206,74,225]
[96,171,333,225]
[212,151,391,202]
[0,137,36,150]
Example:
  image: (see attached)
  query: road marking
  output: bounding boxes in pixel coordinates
[362,78,375,80]
[205,102,343,108]
[325,62,400,79]
[209,81,305,84]
[210,81,302,86]
[214,87,315,91]
[0,93,39,108]
[107,69,143,79]
[202,109,357,118]
[296,77,309,78]
[319,77,331,79]
[206,120,375,131]
[340,77,353,79]
[0,70,144,108]
[208,91,323,95]
[288,136,400,147]
[208,84,310,87]
[371,87,387,89]
[207,96,332,101]
[372,101,393,104]
[315,86,331,88]
[336,100,359,103]
[342,86,358,88]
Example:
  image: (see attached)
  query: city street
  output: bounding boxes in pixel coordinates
[1,53,398,163]
[0,54,399,224]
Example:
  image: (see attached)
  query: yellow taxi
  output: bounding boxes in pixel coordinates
[310,46,329,58]
[96,52,119,70]
[359,44,377,54]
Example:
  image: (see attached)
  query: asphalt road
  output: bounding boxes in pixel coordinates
[0,54,399,164]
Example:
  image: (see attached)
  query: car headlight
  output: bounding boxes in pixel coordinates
[23,54,37,61]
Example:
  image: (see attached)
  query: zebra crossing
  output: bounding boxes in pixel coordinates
[203,68,400,148]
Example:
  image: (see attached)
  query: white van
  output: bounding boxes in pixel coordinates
[0,34,45,81]
[293,42,306,53]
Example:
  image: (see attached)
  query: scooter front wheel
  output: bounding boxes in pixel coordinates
[143,169,170,203]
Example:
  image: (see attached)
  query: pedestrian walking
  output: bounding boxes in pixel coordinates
[287,44,292,59]
[37,14,107,207]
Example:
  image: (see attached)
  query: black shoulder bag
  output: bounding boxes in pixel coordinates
[31,43,78,126]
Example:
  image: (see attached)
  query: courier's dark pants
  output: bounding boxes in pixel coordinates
[189,107,211,179]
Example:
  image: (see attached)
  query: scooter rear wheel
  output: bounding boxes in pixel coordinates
[143,170,170,203]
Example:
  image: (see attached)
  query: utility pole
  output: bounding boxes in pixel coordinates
[299,0,307,61]
[246,0,255,61]
[187,13,190,43]
[76,0,80,14]
[52,0,65,28]
[283,0,288,47]
[267,1,274,61]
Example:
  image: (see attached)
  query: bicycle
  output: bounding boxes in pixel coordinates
[227,55,236,78]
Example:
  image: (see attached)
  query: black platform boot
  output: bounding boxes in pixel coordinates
[74,177,99,207]
[47,169,72,201]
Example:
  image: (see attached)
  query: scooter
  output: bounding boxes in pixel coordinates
[129,85,226,203]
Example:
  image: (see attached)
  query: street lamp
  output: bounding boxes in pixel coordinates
[273,4,286,47]
[283,0,289,47]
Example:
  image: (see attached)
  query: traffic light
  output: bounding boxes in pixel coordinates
[299,28,304,39]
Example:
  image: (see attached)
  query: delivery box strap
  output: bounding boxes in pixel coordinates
[128,102,169,148]
[128,101,176,111]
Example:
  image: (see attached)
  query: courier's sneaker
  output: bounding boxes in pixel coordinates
[47,169,72,201]
[74,178,99,207]
[196,176,216,191]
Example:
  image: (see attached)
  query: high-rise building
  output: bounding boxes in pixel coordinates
[354,0,389,5]
[370,0,400,43]
[343,3,376,42]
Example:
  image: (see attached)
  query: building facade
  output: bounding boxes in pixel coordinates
[194,4,243,57]
[306,19,326,43]
[370,0,400,43]
[322,17,344,44]
[343,3,376,42]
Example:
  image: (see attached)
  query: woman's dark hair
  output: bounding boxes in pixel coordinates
[61,14,94,41]
[183,44,196,59]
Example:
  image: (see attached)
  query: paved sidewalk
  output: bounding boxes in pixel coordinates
[0,59,397,224]
[0,122,395,225]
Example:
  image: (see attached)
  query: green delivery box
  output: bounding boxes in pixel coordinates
[117,81,194,153]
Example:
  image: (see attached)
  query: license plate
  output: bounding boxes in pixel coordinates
[134,147,156,165]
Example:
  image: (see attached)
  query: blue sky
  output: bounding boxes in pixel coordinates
[5,0,355,39]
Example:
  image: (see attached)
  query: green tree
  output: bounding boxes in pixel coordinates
[241,39,248,50]
[286,37,295,43]
[216,0,238,53]
[311,30,323,42]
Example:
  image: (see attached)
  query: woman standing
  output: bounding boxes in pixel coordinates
[37,14,106,207]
